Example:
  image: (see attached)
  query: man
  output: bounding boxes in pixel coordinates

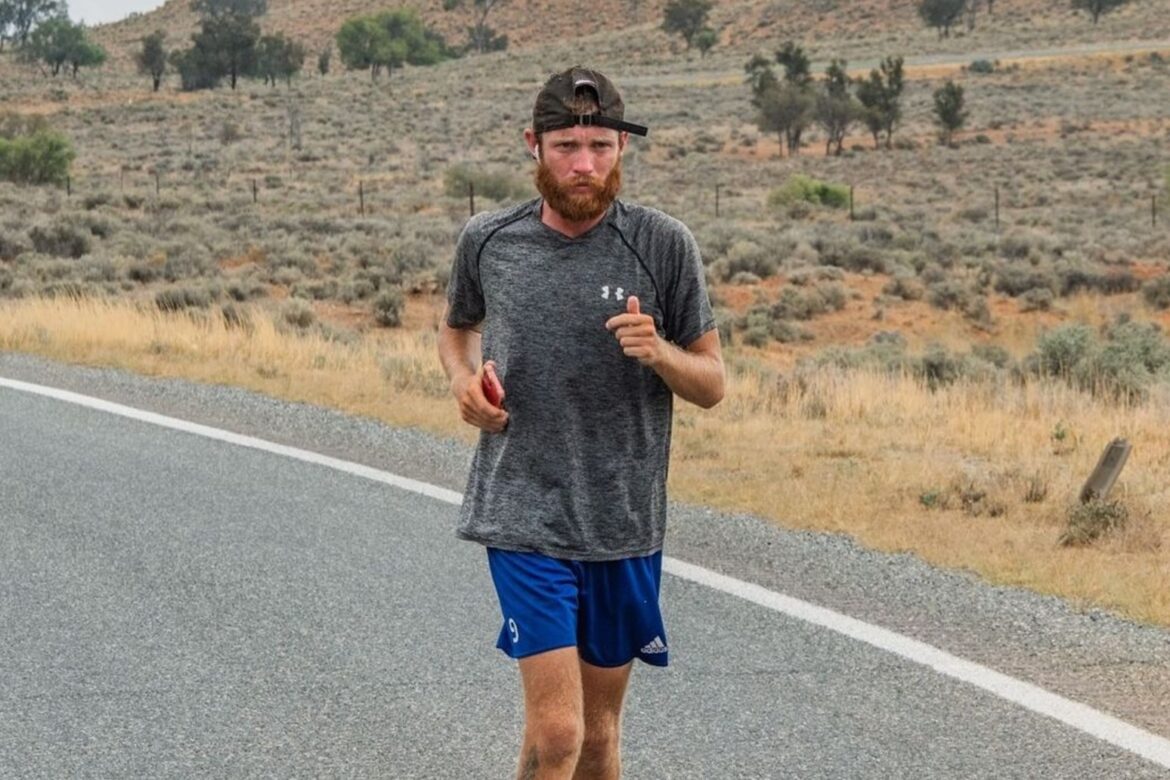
[438,66,724,779]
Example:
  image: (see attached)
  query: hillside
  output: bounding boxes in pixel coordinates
[93,0,1168,66]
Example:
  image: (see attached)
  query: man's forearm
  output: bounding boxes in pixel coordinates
[438,322,481,385]
[650,339,725,409]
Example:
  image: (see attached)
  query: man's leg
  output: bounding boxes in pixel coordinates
[573,659,633,780]
[517,646,584,780]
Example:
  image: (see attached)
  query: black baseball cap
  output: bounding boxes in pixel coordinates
[532,67,649,137]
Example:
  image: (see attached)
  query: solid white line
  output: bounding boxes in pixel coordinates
[3,374,1169,770]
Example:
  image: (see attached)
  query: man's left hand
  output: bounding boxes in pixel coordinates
[605,296,662,367]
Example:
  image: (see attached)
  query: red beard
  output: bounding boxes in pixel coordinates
[534,158,622,223]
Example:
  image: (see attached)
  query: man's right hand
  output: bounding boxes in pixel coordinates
[452,361,509,433]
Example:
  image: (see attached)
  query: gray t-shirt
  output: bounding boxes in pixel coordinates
[445,198,715,561]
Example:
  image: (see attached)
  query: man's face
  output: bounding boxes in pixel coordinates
[532,125,625,223]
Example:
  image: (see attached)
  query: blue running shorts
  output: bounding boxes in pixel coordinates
[486,548,669,668]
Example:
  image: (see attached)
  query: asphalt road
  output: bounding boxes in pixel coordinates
[2,357,1169,778]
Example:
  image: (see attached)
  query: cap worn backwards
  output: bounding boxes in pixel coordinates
[532,66,649,137]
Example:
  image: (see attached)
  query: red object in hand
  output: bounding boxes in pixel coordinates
[482,365,504,408]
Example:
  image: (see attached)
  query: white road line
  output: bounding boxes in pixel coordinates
[4,374,1169,771]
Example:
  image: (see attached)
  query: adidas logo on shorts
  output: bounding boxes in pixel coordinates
[640,636,668,655]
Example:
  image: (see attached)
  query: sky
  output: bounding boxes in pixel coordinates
[69,0,166,26]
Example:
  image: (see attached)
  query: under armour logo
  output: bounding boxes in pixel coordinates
[601,285,625,301]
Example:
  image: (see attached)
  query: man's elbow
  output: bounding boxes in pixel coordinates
[695,373,725,409]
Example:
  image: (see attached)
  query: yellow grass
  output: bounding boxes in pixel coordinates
[2,296,1168,625]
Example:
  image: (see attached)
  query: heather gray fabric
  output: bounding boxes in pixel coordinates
[446,198,715,561]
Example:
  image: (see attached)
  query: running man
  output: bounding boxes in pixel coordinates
[438,66,725,779]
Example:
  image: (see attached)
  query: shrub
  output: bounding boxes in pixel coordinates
[0,130,74,185]
[995,266,1056,297]
[373,287,405,327]
[968,59,996,74]
[444,164,529,202]
[155,285,212,311]
[1019,287,1054,312]
[720,240,777,281]
[1142,277,1170,310]
[883,273,924,301]
[1060,500,1128,546]
[768,175,849,210]
[282,298,315,328]
[926,279,972,311]
[28,224,90,259]
[1035,324,1095,378]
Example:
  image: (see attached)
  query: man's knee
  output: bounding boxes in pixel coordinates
[528,713,585,766]
[578,717,620,767]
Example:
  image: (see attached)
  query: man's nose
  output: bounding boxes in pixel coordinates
[569,149,595,175]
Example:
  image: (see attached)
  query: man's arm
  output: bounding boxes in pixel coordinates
[437,307,509,432]
[605,296,725,409]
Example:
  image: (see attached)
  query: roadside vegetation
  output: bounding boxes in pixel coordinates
[0,0,1168,624]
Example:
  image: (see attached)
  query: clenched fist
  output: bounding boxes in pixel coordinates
[452,361,509,433]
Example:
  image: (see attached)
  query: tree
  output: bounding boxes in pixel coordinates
[136,30,167,91]
[744,53,777,107]
[855,55,904,149]
[336,17,383,78]
[0,2,16,51]
[9,0,63,47]
[256,33,304,86]
[170,45,220,90]
[67,37,105,77]
[918,0,965,39]
[757,82,813,158]
[1071,0,1128,24]
[694,27,716,58]
[933,80,967,146]
[661,0,712,50]
[24,16,103,78]
[337,10,453,80]
[815,58,860,156]
[189,0,265,19]
[23,15,75,74]
[442,0,506,54]
[775,41,812,87]
[194,14,259,89]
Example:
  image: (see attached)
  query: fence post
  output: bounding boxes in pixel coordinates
[252,179,258,204]
[1153,195,1158,228]
[155,170,160,195]
[715,183,721,218]
[849,185,855,221]
[359,181,365,216]
[994,186,1000,232]
[1080,438,1131,503]
[66,176,71,197]
[469,181,476,217]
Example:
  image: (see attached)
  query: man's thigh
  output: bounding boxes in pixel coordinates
[518,646,584,719]
[580,658,633,727]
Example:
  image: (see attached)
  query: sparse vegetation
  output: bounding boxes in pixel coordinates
[0,0,1167,628]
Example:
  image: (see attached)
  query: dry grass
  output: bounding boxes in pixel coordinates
[2,295,1167,625]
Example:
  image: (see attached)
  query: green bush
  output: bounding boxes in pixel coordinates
[968,59,996,74]
[444,164,529,202]
[768,175,849,210]
[1035,324,1095,378]
[373,287,405,327]
[0,130,74,185]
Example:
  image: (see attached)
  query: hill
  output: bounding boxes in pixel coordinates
[93,0,1166,67]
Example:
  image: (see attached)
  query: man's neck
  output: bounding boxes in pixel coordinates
[539,201,610,239]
